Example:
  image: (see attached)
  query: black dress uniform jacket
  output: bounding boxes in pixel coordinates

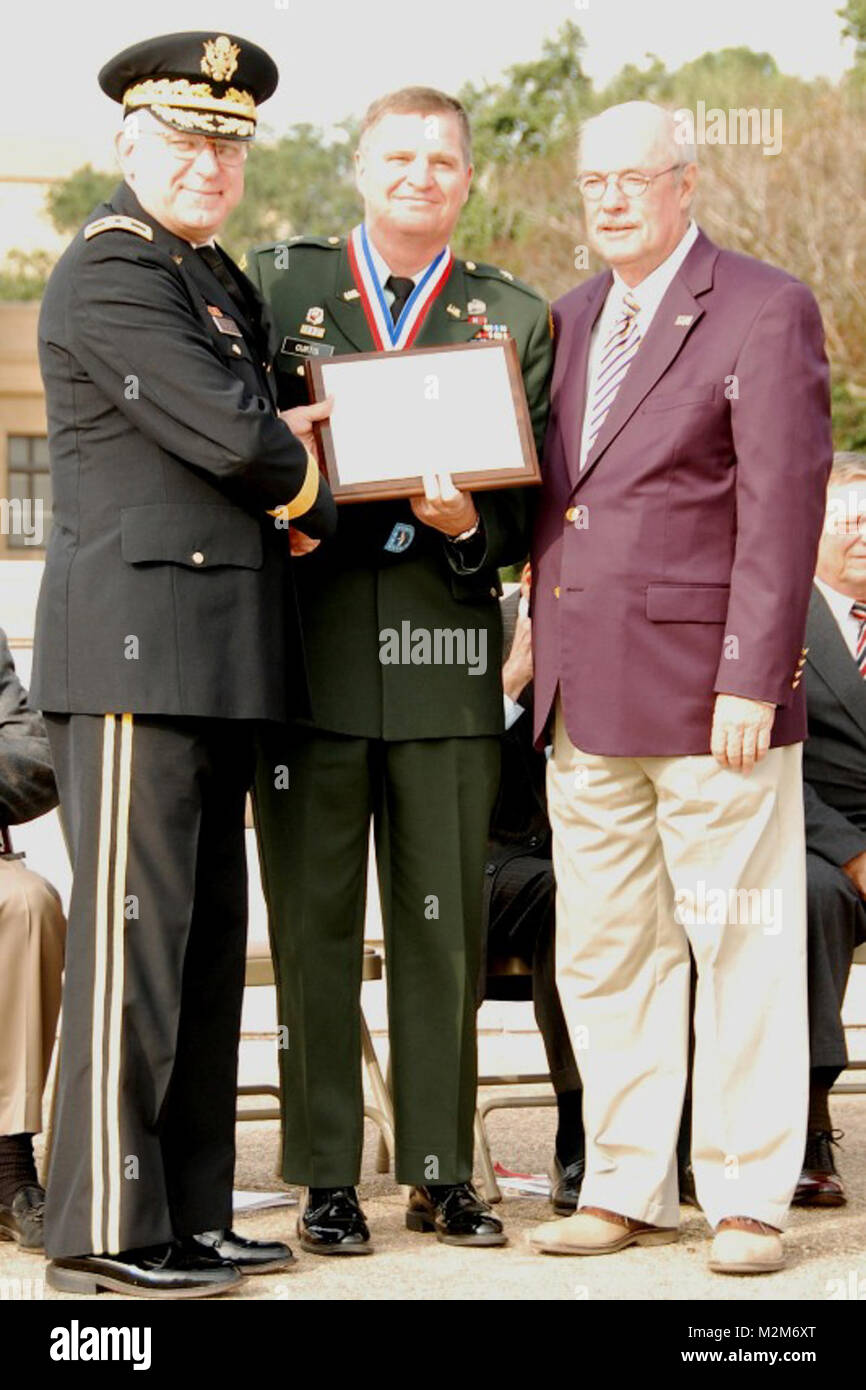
[32,182,335,722]
[803,586,866,862]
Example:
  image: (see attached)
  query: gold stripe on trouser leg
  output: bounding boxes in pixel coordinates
[90,714,116,1254]
[106,713,134,1254]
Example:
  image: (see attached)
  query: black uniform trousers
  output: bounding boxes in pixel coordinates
[254,724,500,1187]
[43,713,254,1258]
[806,851,866,1077]
[484,852,580,1095]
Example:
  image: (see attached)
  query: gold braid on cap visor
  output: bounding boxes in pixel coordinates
[123,78,257,137]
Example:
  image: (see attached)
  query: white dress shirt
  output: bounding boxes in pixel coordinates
[814,577,865,661]
[580,219,700,468]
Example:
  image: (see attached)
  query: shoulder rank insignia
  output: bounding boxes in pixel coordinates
[84,215,153,242]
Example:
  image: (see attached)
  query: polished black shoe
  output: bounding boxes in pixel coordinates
[190,1228,295,1273]
[46,1242,243,1299]
[298,1187,372,1255]
[550,1153,585,1214]
[793,1129,846,1207]
[678,1161,699,1209]
[406,1182,507,1246]
[0,1183,45,1251]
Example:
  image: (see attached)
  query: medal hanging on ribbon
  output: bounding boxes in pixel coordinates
[348,223,453,351]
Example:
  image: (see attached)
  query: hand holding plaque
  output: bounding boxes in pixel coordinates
[304,339,540,504]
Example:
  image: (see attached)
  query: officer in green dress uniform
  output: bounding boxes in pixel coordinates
[247,88,552,1252]
[32,33,336,1297]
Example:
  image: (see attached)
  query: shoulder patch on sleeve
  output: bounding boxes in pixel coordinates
[84,215,153,242]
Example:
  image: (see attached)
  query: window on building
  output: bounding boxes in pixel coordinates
[5,436,51,550]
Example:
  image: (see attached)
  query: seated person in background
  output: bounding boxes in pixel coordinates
[484,570,585,1210]
[798,452,866,1206]
[0,627,66,1249]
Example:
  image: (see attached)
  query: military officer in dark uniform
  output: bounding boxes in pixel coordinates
[31,32,336,1297]
[247,87,552,1252]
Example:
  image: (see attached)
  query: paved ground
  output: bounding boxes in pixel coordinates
[3,1087,864,1303]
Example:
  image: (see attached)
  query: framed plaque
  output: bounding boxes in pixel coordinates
[304,339,540,503]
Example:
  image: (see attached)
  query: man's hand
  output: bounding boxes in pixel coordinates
[842,849,866,899]
[289,528,320,557]
[279,396,333,459]
[410,472,478,537]
[503,572,533,702]
[710,694,776,771]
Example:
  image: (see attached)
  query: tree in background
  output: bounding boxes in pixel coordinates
[839,0,866,58]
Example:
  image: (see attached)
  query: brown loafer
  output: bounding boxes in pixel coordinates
[709,1216,784,1275]
[529,1205,678,1256]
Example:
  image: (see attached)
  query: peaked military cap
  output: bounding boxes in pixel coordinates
[98,31,278,140]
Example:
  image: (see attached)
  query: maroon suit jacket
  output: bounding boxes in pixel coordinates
[531,228,833,755]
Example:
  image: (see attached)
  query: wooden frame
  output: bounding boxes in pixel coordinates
[304,338,540,503]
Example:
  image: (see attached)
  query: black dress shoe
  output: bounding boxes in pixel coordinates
[46,1243,243,1299]
[678,1162,699,1209]
[190,1228,295,1273]
[0,1183,45,1251]
[406,1183,507,1246]
[793,1129,846,1207]
[298,1187,372,1255]
[550,1153,585,1214]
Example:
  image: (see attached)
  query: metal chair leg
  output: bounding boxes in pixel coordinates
[361,1010,395,1166]
[374,1055,393,1173]
[474,1107,503,1204]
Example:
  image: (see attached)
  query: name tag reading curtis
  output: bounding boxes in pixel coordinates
[303,339,540,503]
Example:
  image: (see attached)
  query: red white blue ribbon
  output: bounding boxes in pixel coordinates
[348,223,453,351]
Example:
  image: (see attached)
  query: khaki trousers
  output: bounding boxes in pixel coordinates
[547,707,808,1230]
[0,856,66,1135]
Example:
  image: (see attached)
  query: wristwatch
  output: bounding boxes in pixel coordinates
[450,517,481,544]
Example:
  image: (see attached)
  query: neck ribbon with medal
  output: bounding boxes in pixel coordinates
[347,223,454,351]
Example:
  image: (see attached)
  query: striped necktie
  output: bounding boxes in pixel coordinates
[852,601,866,677]
[583,290,642,465]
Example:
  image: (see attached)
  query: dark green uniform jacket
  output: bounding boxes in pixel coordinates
[245,234,552,740]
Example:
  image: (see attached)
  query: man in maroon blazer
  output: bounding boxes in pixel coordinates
[528,101,832,1274]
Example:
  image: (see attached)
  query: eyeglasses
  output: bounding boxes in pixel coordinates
[577,165,683,201]
[139,130,250,167]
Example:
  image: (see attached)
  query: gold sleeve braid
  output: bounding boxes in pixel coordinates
[268,450,321,522]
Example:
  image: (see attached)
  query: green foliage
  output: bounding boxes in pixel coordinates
[831,379,866,451]
[459,20,590,166]
[220,122,362,258]
[455,21,591,255]
[0,249,55,300]
[839,0,866,55]
[46,165,117,234]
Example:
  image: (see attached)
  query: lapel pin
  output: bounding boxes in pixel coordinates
[467,298,486,316]
[342,288,360,301]
[446,304,461,318]
[305,306,324,325]
[675,314,694,327]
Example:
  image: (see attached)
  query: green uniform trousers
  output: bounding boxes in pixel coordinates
[254,724,501,1186]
